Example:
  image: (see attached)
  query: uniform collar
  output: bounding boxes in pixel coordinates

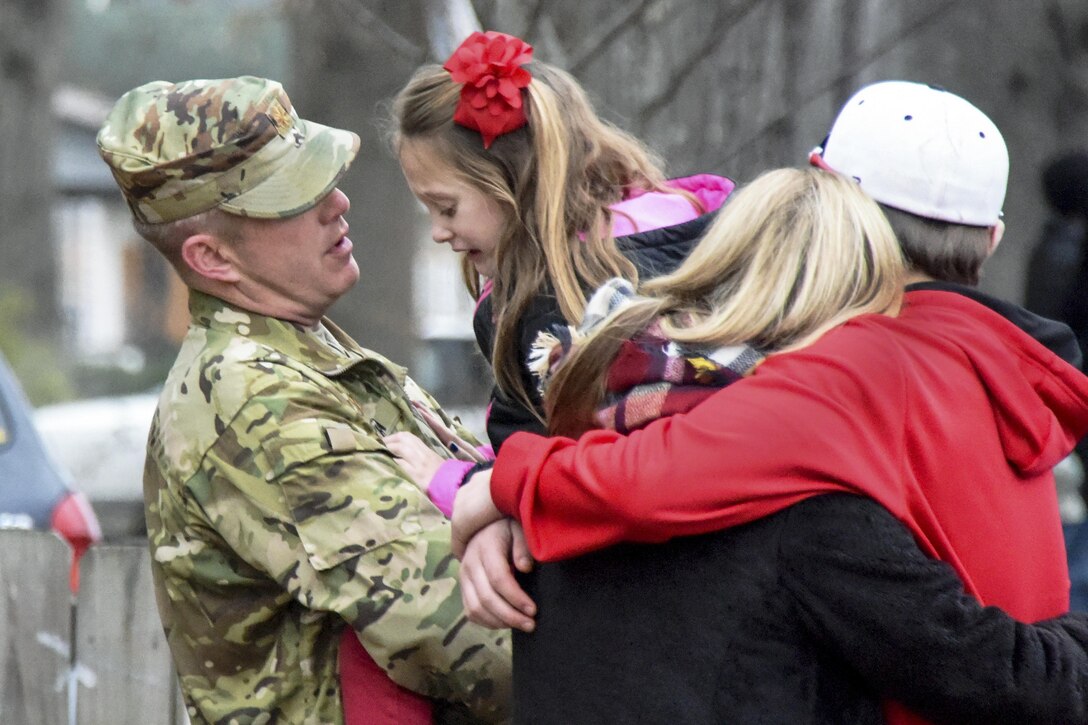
[186,290,408,381]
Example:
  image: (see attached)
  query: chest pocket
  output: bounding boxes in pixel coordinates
[340,370,450,452]
[363,397,402,438]
[336,367,414,437]
[258,418,441,572]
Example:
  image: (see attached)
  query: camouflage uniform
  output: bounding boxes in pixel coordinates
[144,290,511,724]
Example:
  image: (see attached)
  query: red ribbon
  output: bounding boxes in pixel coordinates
[443,31,534,148]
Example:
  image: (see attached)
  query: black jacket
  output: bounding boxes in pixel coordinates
[907,280,1082,369]
[512,494,1088,725]
[473,206,723,452]
[1025,215,1088,359]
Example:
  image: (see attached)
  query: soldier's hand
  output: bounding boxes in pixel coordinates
[460,518,537,632]
[384,432,444,490]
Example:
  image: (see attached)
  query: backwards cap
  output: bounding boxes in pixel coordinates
[97,76,360,224]
[813,81,1008,227]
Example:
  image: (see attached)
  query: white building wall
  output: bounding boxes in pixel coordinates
[53,197,130,359]
[413,239,477,341]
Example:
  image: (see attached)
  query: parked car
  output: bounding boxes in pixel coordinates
[34,390,158,541]
[0,352,101,590]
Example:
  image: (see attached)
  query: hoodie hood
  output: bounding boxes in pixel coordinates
[900,289,1088,475]
[907,280,1083,370]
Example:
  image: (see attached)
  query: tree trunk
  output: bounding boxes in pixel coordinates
[0,0,61,335]
[422,0,482,60]
[283,0,486,371]
[283,0,431,366]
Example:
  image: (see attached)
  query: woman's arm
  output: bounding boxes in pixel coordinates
[489,335,910,561]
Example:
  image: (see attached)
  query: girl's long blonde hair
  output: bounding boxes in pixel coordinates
[545,167,907,437]
[391,61,690,421]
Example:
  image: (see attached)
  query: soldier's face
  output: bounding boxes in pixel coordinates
[226,187,359,324]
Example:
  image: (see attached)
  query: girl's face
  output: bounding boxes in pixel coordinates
[399,138,509,279]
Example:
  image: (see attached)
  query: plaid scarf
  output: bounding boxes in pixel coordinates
[530,279,764,434]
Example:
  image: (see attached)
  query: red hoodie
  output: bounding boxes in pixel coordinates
[492,289,1088,722]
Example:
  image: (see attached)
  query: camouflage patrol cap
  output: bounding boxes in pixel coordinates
[97,76,360,224]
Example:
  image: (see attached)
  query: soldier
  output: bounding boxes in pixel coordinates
[97,76,510,724]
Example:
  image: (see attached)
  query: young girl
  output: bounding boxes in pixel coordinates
[345,30,729,723]
[384,30,732,509]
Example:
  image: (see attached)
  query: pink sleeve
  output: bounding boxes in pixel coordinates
[428,446,496,517]
[610,191,701,238]
[428,460,475,518]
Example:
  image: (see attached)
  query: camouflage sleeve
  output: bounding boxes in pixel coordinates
[200,376,511,722]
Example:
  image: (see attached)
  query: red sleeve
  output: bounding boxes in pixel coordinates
[491,320,914,561]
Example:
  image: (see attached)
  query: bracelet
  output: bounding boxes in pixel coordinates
[460,460,495,487]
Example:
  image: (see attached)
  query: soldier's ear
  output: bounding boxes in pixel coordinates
[181,233,241,283]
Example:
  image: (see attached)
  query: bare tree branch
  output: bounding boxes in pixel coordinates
[324,0,428,64]
[1044,0,1076,59]
[709,0,962,169]
[525,0,549,41]
[422,0,483,60]
[636,0,763,125]
[567,0,659,74]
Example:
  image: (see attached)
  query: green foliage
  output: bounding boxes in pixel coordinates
[71,354,174,399]
[0,287,178,404]
[0,290,74,405]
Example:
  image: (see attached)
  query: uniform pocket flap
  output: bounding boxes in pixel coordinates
[259,419,439,571]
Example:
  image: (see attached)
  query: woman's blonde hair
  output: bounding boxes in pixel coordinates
[545,167,907,436]
[391,61,689,421]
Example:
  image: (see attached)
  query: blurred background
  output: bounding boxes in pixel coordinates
[3,0,1088,538]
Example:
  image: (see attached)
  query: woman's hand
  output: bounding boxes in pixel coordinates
[451,468,504,558]
[383,432,445,490]
[459,518,537,632]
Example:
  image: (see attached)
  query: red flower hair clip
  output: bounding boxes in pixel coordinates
[443,31,534,149]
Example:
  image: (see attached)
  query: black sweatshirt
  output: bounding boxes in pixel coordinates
[512,494,1088,724]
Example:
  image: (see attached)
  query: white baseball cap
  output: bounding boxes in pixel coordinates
[810,81,1008,227]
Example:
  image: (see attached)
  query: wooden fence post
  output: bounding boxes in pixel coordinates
[74,542,182,724]
[0,530,73,725]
